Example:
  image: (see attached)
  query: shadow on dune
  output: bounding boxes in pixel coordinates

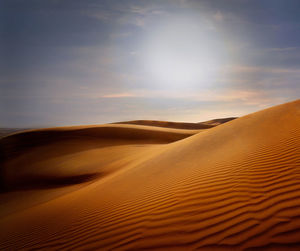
[0,125,200,193]
[0,126,195,161]
[0,172,102,192]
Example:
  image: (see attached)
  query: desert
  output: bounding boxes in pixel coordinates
[1,1,300,250]
[0,100,299,250]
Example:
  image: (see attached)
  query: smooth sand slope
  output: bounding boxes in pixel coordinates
[0,100,299,250]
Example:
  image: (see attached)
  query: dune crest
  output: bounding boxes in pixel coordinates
[0,100,299,250]
[113,117,236,129]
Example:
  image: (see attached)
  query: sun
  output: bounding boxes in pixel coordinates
[142,15,227,87]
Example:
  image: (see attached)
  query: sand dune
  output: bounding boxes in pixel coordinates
[0,100,299,250]
[113,118,236,130]
[1,124,201,191]
[0,128,31,139]
[113,117,236,129]
[113,120,215,129]
[201,117,237,126]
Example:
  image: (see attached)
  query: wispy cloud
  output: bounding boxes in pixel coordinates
[227,65,300,74]
[100,93,138,98]
[267,47,300,52]
[83,2,168,27]
[213,11,224,22]
[96,88,281,108]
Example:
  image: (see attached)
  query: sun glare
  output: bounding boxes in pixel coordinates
[143,15,227,87]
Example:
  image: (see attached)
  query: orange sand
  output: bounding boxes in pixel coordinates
[0,100,299,250]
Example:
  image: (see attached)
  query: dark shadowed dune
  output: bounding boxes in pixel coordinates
[0,128,30,139]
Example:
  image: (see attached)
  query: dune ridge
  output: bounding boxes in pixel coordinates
[113,120,215,129]
[113,117,236,130]
[201,117,237,126]
[0,100,299,250]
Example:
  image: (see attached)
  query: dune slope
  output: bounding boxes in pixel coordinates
[0,100,299,250]
[0,124,201,191]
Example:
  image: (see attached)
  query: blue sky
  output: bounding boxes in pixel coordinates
[1,0,300,127]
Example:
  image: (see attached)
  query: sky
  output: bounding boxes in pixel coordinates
[1,0,300,127]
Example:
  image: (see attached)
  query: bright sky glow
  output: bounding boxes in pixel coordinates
[143,15,226,87]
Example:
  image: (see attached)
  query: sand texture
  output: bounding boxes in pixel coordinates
[0,100,299,250]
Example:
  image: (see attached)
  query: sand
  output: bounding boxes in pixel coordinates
[113,117,236,129]
[0,100,299,250]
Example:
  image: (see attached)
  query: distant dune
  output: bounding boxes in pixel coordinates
[201,117,237,126]
[113,117,236,129]
[0,100,299,250]
[0,128,31,139]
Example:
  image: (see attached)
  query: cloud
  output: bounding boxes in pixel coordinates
[95,88,282,109]
[227,65,300,75]
[100,93,138,98]
[83,1,168,27]
[83,9,112,21]
[213,11,224,22]
[267,47,300,52]
[110,32,132,39]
